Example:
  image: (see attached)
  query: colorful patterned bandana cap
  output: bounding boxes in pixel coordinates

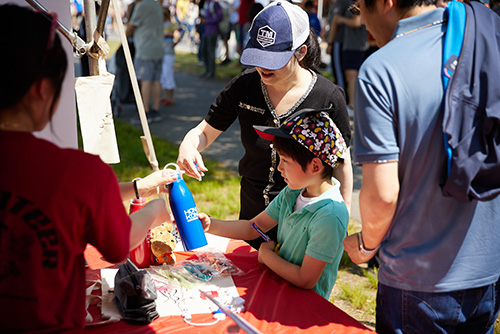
[254,109,348,168]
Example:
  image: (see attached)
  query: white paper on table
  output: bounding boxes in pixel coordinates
[174,233,231,253]
[101,267,240,318]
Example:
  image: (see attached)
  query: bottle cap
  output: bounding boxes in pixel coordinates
[163,162,182,184]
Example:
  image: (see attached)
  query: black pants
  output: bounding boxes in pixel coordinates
[239,177,281,250]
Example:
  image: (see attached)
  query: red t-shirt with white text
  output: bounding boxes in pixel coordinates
[0,130,131,333]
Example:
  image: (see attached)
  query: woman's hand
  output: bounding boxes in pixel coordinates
[177,142,207,181]
[177,121,222,181]
[198,212,212,232]
[137,169,181,198]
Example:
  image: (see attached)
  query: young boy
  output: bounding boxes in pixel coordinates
[199,109,349,299]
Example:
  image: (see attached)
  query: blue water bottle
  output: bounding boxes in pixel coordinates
[164,163,208,251]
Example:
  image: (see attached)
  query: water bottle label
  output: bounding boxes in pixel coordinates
[184,207,199,222]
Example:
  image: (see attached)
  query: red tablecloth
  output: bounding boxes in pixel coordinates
[84,241,374,334]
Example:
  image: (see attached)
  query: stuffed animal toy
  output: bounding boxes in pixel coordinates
[150,223,176,265]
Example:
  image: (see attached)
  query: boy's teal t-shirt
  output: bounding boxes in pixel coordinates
[265,179,348,299]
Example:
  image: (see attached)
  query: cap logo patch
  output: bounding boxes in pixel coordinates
[256,25,276,48]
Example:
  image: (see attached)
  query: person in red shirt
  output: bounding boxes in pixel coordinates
[0,4,175,332]
[237,0,255,55]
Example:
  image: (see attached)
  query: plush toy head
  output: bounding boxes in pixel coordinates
[150,223,176,265]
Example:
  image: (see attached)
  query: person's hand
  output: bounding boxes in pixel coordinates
[258,240,276,264]
[198,212,211,232]
[136,170,181,198]
[343,233,376,264]
[326,44,333,55]
[177,143,208,181]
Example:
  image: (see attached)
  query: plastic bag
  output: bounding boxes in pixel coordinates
[113,259,159,324]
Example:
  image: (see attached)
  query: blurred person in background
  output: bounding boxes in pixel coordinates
[199,0,222,78]
[126,0,164,123]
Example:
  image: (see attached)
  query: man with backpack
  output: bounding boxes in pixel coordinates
[343,0,500,333]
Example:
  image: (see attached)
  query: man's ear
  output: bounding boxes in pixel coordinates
[383,0,395,16]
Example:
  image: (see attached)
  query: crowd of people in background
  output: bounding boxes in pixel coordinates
[70,0,370,122]
[70,0,500,125]
[70,0,377,117]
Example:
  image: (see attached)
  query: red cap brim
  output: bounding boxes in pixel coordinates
[254,128,276,141]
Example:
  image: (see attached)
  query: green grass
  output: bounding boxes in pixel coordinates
[363,267,378,290]
[112,119,241,219]
[337,278,377,315]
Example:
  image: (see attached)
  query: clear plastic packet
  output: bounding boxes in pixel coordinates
[152,264,200,288]
[186,250,244,278]
[153,250,243,284]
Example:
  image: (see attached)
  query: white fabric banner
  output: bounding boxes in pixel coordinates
[75,67,120,164]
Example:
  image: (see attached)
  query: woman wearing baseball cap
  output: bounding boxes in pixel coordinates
[177,1,352,250]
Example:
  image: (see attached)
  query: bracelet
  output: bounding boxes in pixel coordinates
[357,232,380,256]
[133,179,140,199]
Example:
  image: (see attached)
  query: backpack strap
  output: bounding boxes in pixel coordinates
[442,0,466,177]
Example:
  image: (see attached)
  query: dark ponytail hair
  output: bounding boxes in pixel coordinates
[296,29,321,73]
[0,4,67,111]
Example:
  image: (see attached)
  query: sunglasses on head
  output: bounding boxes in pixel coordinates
[348,1,361,15]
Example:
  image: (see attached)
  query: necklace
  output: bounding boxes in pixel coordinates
[0,121,29,131]
[394,19,446,39]
[261,70,317,126]
[260,69,317,206]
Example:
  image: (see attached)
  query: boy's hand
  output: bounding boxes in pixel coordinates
[198,212,211,232]
[257,240,276,264]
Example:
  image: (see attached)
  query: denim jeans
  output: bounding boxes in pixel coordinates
[376,278,500,334]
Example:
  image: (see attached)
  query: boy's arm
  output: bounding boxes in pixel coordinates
[258,245,327,290]
[199,211,277,241]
